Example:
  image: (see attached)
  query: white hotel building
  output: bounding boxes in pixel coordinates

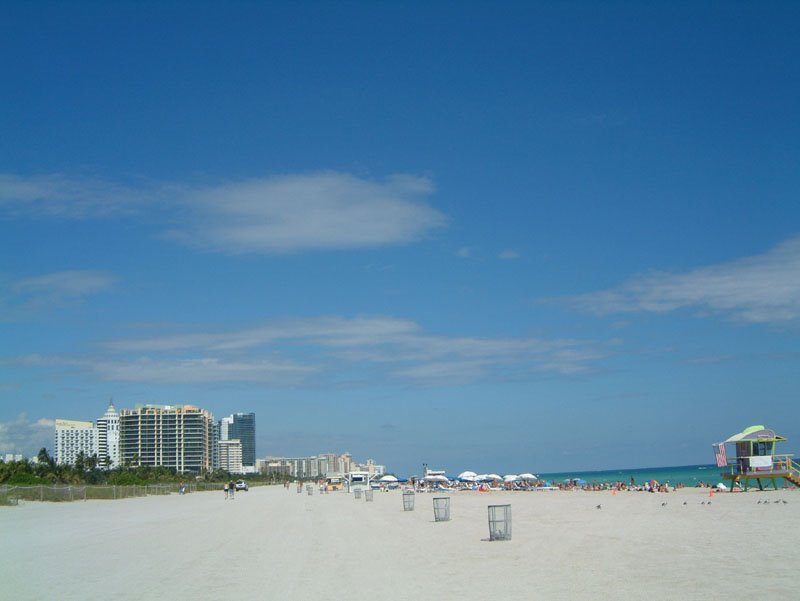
[53,402,122,468]
[54,419,98,465]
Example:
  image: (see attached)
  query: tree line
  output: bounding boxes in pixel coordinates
[0,448,292,486]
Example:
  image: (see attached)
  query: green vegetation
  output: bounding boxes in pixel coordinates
[0,448,293,486]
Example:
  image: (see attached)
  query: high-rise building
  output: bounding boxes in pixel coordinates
[219,412,256,472]
[119,405,214,474]
[54,419,98,465]
[96,401,120,468]
[211,421,221,470]
[218,439,243,474]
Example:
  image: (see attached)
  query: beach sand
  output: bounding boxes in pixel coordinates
[2,485,797,600]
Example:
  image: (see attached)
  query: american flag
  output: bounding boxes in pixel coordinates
[713,443,728,468]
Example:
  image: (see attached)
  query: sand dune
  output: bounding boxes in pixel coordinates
[1,485,797,600]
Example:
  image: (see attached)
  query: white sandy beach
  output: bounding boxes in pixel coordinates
[2,485,797,601]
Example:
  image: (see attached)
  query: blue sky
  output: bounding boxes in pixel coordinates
[1,1,799,475]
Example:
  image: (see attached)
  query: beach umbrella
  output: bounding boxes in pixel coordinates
[518,473,537,480]
[458,471,478,480]
[424,474,449,482]
[379,475,398,482]
[503,474,520,482]
[486,474,502,481]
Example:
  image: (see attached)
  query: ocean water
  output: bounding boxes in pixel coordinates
[537,464,721,487]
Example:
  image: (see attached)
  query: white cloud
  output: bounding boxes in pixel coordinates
[556,235,800,324]
[10,354,316,385]
[168,172,445,253]
[103,316,420,353]
[1,270,116,318]
[0,173,149,218]
[456,247,472,258]
[498,249,520,260]
[89,357,316,384]
[0,171,447,253]
[0,414,55,456]
[99,316,604,384]
[12,270,116,300]
[10,317,606,386]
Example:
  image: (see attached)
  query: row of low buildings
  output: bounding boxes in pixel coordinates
[54,402,256,474]
[257,454,385,480]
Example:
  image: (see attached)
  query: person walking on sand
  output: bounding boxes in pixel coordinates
[223,482,229,500]
[229,480,235,499]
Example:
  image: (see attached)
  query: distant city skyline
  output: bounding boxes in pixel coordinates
[1,3,799,476]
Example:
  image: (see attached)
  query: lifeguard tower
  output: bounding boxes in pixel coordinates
[713,425,800,491]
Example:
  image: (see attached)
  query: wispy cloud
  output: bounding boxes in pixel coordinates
[456,247,472,258]
[498,249,520,260]
[0,171,447,253]
[96,316,604,384]
[2,270,116,318]
[11,270,116,300]
[0,173,149,218]
[0,414,55,456]
[6,317,606,386]
[10,354,316,385]
[555,235,800,324]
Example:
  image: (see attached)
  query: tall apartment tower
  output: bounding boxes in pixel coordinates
[211,421,221,471]
[219,412,256,472]
[96,400,120,468]
[218,439,243,474]
[54,420,98,465]
[119,405,214,474]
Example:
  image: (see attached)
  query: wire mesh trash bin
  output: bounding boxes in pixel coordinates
[354,489,362,499]
[365,488,374,502]
[403,491,415,511]
[488,504,512,541]
[433,497,451,522]
[296,484,302,493]
[306,485,313,496]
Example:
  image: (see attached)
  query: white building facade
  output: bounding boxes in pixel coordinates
[218,439,243,474]
[96,401,120,468]
[54,419,99,465]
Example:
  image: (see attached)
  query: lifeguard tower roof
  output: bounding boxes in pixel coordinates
[724,425,786,444]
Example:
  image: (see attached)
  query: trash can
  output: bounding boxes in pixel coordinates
[354,489,362,499]
[403,491,415,511]
[365,488,374,502]
[433,497,450,522]
[296,484,302,494]
[306,485,313,496]
[488,504,512,541]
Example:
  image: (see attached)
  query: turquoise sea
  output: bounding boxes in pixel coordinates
[537,464,721,487]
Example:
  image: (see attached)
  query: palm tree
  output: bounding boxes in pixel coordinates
[37,447,55,468]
